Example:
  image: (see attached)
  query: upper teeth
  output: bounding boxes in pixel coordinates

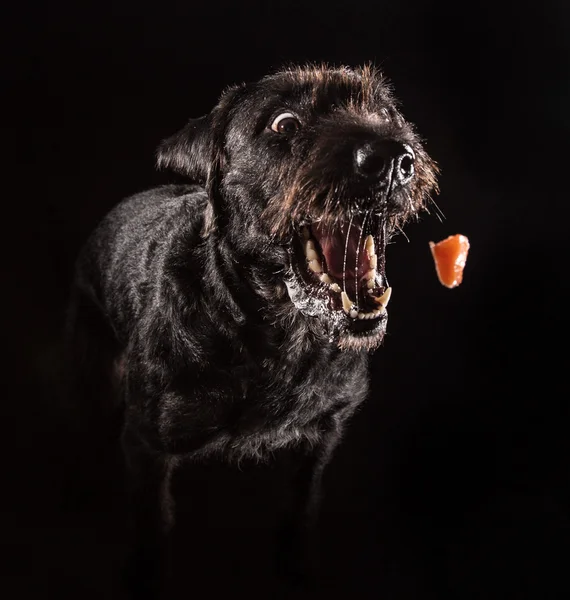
[375,286,392,308]
[341,291,353,312]
[365,234,375,258]
[305,240,319,261]
[308,259,322,273]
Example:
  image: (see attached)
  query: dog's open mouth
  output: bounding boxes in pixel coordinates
[286,211,392,344]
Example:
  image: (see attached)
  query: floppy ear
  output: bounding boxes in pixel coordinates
[156,85,246,234]
[156,84,246,183]
[156,115,211,182]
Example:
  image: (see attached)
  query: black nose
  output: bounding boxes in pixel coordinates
[354,141,415,187]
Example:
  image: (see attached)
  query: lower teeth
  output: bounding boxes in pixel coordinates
[339,286,392,319]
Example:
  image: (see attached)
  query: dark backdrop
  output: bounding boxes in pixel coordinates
[4,1,570,598]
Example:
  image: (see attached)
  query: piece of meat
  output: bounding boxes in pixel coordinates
[429,234,470,288]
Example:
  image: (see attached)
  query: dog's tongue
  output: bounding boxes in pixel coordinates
[311,220,371,297]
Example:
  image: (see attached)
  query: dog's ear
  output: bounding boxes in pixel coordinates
[156,84,245,183]
[156,115,212,182]
[156,85,246,235]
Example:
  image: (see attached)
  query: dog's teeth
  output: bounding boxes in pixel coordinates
[308,259,322,273]
[366,279,375,289]
[350,309,358,319]
[306,248,319,261]
[365,235,375,258]
[358,309,385,319]
[375,286,392,308]
[320,273,333,284]
[305,240,321,262]
[366,268,376,283]
[341,291,353,313]
[330,283,341,293]
[369,254,378,269]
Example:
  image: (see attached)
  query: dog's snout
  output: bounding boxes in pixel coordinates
[354,141,415,187]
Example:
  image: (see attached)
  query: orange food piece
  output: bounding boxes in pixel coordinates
[429,234,470,288]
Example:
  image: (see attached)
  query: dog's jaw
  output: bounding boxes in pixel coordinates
[283,269,388,352]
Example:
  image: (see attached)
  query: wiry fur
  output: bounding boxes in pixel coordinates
[65,63,438,597]
[262,65,438,237]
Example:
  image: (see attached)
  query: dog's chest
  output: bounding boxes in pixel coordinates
[200,353,368,457]
[239,346,369,422]
[156,351,368,460]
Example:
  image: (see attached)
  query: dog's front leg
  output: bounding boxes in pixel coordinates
[276,427,342,591]
[121,427,177,600]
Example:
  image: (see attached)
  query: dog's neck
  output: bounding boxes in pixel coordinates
[202,227,363,363]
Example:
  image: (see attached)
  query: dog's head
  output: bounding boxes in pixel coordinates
[157,64,438,351]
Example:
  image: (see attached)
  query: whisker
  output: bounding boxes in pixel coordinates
[430,198,446,222]
[396,224,410,243]
[343,212,354,296]
[354,210,370,313]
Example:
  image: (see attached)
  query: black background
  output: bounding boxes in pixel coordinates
[4,1,570,598]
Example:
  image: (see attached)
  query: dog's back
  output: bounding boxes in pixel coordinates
[73,184,206,343]
[64,183,208,453]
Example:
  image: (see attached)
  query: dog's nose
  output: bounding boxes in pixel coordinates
[354,141,415,187]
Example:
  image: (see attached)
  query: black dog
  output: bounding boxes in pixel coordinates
[66,64,437,598]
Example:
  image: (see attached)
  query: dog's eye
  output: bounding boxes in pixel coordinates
[271,113,301,134]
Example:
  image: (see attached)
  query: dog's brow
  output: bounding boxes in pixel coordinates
[311,82,363,112]
[259,81,313,108]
